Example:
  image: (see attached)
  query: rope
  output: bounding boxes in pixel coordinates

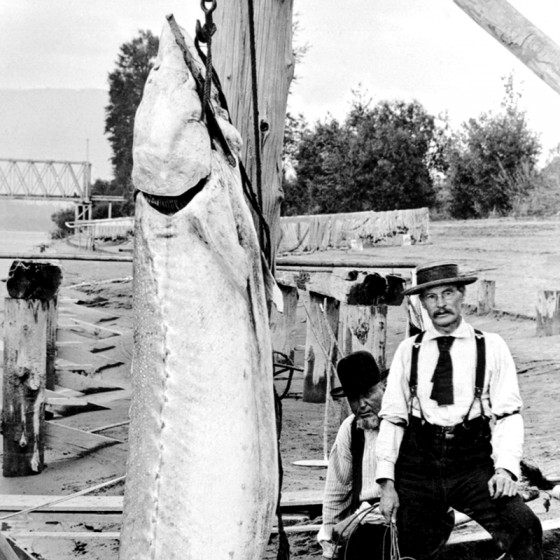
[246,0,266,259]
[195,0,217,112]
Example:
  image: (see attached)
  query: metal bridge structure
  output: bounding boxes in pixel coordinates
[0,159,92,201]
[0,158,125,248]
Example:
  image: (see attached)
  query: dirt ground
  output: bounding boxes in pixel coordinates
[3,217,560,559]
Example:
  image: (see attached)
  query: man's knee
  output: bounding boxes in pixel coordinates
[496,498,543,558]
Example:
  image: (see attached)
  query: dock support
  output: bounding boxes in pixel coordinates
[477,279,496,315]
[536,290,560,336]
[270,284,299,364]
[2,261,61,477]
[303,293,339,403]
[339,303,388,370]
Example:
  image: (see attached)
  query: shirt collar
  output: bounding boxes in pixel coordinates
[424,317,473,341]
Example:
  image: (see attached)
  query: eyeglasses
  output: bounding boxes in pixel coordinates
[422,288,461,304]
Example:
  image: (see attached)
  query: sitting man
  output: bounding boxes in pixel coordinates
[317,350,390,560]
[376,262,543,559]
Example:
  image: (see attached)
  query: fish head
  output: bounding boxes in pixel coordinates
[132,22,212,197]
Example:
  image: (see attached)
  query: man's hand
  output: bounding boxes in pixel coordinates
[379,478,399,524]
[488,468,518,499]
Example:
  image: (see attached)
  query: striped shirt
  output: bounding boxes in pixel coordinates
[318,414,383,544]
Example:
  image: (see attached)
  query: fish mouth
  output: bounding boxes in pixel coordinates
[142,176,208,215]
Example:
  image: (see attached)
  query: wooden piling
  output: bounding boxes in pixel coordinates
[302,293,339,403]
[2,299,49,476]
[270,284,299,363]
[339,303,388,370]
[536,290,560,337]
[477,279,496,315]
[2,260,61,477]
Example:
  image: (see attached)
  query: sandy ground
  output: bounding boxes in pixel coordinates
[2,217,560,558]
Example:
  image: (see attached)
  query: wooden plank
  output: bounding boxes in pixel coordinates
[4,537,35,560]
[0,531,19,560]
[55,370,122,394]
[5,531,120,540]
[454,0,560,97]
[0,490,322,515]
[276,268,393,305]
[277,256,416,269]
[46,422,123,453]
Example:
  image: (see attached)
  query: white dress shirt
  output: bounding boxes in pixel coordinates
[318,414,383,547]
[376,319,524,482]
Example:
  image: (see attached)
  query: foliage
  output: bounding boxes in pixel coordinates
[446,75,541,218]
[90,179,131,220]
[105,30,159,209]
[50,207,75,239]
[511,154,560,216]
[283,93,442,215]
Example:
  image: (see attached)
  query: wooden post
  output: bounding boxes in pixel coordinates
[3,299,49,476]
[477,279,496,315]
[339,303,388,370]
[302,292,339,403]
[536,290,560,336]
[454,0,560,97]
[3,260,62,477]
[269,283,299,363]
[213,0,295,264]
[46,298,58,390]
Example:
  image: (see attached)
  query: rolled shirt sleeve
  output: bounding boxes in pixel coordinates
[375,340,411,481]
[487,333,524,479]
[319,417,354,541]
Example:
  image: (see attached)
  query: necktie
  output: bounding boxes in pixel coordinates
[431,336,455,405]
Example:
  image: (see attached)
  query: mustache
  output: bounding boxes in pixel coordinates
[434,309,451,316]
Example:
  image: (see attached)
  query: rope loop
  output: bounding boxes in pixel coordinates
[200,0,217,15]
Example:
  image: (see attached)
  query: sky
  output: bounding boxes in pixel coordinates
[2,0,560,175]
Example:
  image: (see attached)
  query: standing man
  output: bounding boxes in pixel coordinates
[376,262,543,560]
[318,350,389,560]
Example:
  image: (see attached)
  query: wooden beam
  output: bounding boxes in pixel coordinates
[276,268,391,305]
[213,0,294,265]
[277,256,416,269]
[454,0,560,96]
[0,489,323,515]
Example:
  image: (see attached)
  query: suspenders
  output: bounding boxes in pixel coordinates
[349,417,365,511]
[409,329,487,422]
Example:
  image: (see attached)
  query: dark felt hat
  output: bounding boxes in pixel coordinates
[331,350,388,400]
[402,262,477,296]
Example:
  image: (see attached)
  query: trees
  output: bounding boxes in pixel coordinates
[283,96,441,215]
[446,75,541,218]
[105,30,159,207]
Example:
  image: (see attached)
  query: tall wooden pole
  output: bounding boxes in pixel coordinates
[212,0,295,266]
[454,0,560,97]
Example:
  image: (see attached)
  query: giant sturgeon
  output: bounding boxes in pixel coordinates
[119,19,278,560]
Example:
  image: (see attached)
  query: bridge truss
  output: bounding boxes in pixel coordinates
[0,159,92,202]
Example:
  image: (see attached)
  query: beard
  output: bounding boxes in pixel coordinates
[356,414,380,431]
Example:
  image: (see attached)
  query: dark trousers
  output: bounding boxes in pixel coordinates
[395,417,543,560]
[339,523,391,560]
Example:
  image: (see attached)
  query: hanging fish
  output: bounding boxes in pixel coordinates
[119,18,278,560]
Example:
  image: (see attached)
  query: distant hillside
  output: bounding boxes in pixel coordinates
[0,89,113,181]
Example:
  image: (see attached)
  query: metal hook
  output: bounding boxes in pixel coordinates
[200,0,217,14]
